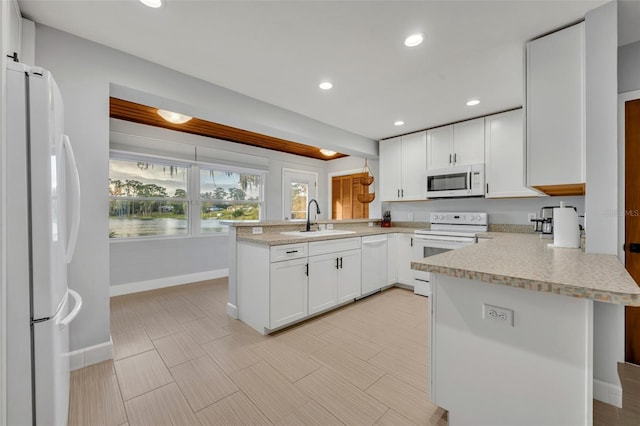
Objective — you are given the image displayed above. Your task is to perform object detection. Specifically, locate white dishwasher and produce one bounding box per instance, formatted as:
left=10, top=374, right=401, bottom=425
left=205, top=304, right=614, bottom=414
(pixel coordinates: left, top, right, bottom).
left=361, top=235, right=389, bottom=296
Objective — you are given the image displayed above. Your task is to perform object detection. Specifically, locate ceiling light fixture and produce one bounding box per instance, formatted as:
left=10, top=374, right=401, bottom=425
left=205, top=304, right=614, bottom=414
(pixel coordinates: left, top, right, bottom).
left=404, top=33, right=424, bottom=47
left=319, top=81, right=333, bottom=90
left=157, top=109, right=193, bottom=124
left=394, top=120, right=405, bottom=126
left=140, top=0, right=162, bottom=8
left=466, top=99, right=480, bottom=106
left=319, top=148, right=337, bottom=157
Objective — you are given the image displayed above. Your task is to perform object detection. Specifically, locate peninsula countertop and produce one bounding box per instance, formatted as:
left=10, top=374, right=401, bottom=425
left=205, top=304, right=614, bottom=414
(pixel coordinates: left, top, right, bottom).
left=412, top=232, right=640, bottom=306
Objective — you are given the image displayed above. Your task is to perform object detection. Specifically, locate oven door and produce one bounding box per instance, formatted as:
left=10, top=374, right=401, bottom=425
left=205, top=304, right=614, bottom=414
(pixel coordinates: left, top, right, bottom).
left=412, top=235, right=475, bottom=296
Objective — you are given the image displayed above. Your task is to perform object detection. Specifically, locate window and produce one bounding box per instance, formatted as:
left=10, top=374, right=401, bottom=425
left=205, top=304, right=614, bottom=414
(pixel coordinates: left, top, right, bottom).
left=199, top=168, right=263, bottom=233
left=283, top=169, right=317, bottom=221
left=109, top=158, right=189, bottom=238
left=109, top=154, right=264, bottom=239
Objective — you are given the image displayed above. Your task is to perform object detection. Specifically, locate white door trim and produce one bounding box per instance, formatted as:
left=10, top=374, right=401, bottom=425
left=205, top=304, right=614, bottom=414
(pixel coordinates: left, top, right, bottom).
left=282, top=168, right=318, bottom=221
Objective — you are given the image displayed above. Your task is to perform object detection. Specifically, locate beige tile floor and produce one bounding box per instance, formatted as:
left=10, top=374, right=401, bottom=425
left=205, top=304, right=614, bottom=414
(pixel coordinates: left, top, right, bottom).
left=69, top=279, right=447, bottom=426
left=69, top=277, right=640, bottom=426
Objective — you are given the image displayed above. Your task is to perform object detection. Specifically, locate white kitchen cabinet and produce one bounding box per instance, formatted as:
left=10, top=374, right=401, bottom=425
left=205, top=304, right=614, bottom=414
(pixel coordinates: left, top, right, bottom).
left=427, top=119, right=484, bottom=171
left=387, top=233, right=398, bottom=285
left=270, top=257, right=308, bottom=329
left=396, top=233, right=414, bottom=286
left=308, top=238, right=361, bottom=315
left=526, top=22, right=585, bottom=195
left=485, top=109, right=538, bottom=198
left=361, top=235, right=388, bottom=295
left=4, top=0, right=21, bottom=62
left=426, top=125, right=454, bottom=170
left=380, top=132, right=427, bottom=201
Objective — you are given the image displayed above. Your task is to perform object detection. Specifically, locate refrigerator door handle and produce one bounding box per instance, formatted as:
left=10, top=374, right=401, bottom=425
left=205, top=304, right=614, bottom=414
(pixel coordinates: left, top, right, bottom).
left=58, top=289, right=82, bottom=329
left=63, top=135, right=81, bottom=264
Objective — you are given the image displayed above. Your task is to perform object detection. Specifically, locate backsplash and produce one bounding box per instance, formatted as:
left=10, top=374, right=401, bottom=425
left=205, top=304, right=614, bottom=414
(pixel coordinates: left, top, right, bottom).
left=382, top=195, right=585, bottom=225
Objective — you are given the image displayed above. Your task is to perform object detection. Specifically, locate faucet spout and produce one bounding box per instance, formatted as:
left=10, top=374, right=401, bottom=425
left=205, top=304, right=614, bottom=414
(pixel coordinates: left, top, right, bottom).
left=306, top=199, right=321, bottom=232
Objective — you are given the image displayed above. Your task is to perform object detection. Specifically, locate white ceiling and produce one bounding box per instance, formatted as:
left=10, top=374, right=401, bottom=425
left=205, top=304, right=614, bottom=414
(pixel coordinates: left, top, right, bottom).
left=19, top=0, right=636, bottom=141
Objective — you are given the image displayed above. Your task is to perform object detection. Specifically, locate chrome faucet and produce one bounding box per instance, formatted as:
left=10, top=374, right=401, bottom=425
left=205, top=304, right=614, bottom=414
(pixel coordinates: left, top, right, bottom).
left=306, top=199, right=321, bottom=232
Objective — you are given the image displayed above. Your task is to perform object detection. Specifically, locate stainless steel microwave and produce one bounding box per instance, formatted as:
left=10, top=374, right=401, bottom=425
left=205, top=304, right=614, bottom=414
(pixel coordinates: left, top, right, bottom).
left=426, top=163, right=485, bottom=198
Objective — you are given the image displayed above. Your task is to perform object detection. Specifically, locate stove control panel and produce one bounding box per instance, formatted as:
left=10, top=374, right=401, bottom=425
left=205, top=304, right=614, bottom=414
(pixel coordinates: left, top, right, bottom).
left=430, top=212, right=488, bottom=226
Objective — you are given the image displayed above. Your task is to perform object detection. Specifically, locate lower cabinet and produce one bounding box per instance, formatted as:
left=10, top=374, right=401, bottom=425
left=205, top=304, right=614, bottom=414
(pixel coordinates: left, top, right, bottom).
left=270, top=257, right=308, bottom=329
left=308, top=238, right=362, bottom=315
left=396, top=233, right=415, bottom=286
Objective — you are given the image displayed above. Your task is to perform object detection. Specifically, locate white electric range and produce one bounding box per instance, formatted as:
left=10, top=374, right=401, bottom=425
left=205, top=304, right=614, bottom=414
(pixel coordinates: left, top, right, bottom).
left=412, top=212, right=488, bottom=296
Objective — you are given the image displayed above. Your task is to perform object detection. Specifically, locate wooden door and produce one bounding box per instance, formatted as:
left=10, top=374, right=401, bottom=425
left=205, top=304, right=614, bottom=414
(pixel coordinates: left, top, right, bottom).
left=626, top=98, right=640, bottom=365
left=331, top=174, right=369, bottom=220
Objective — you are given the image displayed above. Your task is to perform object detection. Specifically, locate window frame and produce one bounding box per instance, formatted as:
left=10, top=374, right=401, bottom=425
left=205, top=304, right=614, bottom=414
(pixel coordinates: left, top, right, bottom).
left=108, top=151, right=266, bottom=240
left=282, top=168, right=318, bottom=221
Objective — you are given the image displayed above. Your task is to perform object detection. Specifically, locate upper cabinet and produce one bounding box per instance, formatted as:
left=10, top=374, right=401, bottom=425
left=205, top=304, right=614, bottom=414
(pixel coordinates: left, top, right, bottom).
left=3, top=0, right=22, bottom=62
left=427, top=118, right=484, bottom=170
left=379, top=131, right=427, bottom=201
left=485, top=109, right=538, bottom=198
left=526, top=22, right=586, bottom=196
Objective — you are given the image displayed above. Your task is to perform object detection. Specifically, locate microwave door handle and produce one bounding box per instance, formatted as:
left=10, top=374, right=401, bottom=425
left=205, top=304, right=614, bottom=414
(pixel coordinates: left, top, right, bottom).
left=467, top=170, right=471, bottom=192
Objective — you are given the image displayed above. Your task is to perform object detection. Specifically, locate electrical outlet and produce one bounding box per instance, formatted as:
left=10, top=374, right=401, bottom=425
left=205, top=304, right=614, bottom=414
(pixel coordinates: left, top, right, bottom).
left=483, top=303, right=514, bottom=326
left=252, top=227, right=263, bottom=235
left=408, top=212, right=414, bottom=221
left=326, top=223, right=334, bottom=230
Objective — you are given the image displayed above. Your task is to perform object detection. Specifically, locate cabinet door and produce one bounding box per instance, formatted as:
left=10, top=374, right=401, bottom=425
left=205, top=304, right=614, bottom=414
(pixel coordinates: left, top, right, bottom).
left=380, top=137, right=402, bottom=201
left=400, top=131, right=427, bottom=200
left=396, top=234, right=414, bottom=286
left=308, top=253, right=338, bottom=315
left=427, top=125, right=454, bottom=170
left=526, top=22, right=585, bottom=188
left=337, top=250, right=362, bottom=303
left=485, top=110, right=538, bottom=198
left=453, top=118, right=485, bottom=166
left=387, top=234, right=398, bottom=285
left=361, top=236, right=388, bottom=294
left=270, top=258, right=308, bottom=329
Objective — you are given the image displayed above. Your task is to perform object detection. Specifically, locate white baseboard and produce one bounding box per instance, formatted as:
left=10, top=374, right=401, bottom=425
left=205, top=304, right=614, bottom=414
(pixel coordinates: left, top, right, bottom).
left=226, top=302, right=239, bottom=319
left=68, top=337, right=114, bottom=371
left=110, top=269, right=229, bottom=297
left=593, top=379, right=623, bottom=408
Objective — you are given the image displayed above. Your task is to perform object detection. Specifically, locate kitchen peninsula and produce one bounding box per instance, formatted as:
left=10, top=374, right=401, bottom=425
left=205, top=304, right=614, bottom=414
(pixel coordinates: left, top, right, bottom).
left=412, top=233, right=640, bottom=425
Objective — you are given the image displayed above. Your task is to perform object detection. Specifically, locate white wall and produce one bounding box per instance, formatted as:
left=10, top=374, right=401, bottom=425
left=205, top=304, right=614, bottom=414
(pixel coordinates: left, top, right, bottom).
left=619, top=40, right=640, bottom=93
left=585, top=1, right=625, bottom=404
left=383, top=196, right=585, bottom=225
left=34, top=24, right=375, bottom=353
left=109, top=118, right=333, bottom=288
left=0, top=3, right=8, bottom=423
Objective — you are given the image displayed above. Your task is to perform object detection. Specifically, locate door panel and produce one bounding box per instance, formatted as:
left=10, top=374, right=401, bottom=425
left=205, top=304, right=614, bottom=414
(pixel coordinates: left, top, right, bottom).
left=337, top=250, right=361, bottom=303
left=626, top=98, right=640, bottom=365
left=331, top=174, right=369, bottom=220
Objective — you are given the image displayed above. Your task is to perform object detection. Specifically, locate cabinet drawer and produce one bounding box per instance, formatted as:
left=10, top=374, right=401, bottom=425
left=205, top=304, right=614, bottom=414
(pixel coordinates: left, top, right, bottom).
left=270, top=243, right=307, bottom=262
left=309, top=237, right=361, bottom=256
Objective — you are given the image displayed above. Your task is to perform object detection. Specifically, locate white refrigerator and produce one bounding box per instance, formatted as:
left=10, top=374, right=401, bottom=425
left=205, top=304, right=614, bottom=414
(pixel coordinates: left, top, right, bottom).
left=6, top=61, right=83, bottom=426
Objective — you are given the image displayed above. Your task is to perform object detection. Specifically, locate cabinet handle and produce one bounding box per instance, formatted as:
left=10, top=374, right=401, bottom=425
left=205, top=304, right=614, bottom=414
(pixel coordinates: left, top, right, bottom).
left=454, top=153, right=457, bottom=164
left=397, top=189, right=400, bottom=198
left=401, top=189, right=404, bottom=197
left=336, top=257, right=340, bottom=269
left=305, top=263, right=309, bottom=276
left=449, top=153, right=452, bottom=164
left=339, top=257, right=343, bottom=269
left=410, top=237, right=413, bottom=247
left=286, top=250, right=298, bottom=254
left=486, top=183, right=489, bottom=194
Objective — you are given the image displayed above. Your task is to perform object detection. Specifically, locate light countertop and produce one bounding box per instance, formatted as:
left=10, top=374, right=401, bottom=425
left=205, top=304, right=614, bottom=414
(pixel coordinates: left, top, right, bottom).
left=412, top=232, right=640, bottom=306
left=236, top=225, right=418, bottom=245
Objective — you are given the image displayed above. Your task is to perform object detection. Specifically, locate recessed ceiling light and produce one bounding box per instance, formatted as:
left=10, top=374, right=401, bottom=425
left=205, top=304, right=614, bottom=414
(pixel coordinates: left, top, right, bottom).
left=466, top=99, right=480, bottom=106
left=157, top=109, right=192, bottom=124
left=140, top=0, right=162, bottom=8
left=404, top=33, right=424, bottom=47
left=394, top=120, right=405, bottom=126
left=320, top=149, right=337, bottom=157
left=319, top=82, right=333, bottom=90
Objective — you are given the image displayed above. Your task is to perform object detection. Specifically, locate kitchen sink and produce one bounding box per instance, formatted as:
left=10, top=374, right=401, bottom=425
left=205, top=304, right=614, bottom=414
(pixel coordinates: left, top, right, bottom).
left=280, top=229, right=356, bottom=237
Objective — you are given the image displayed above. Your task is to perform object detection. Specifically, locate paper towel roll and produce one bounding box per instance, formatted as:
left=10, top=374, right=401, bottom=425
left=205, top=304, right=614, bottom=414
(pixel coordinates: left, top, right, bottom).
left=552, top=207, right=580, bottom=248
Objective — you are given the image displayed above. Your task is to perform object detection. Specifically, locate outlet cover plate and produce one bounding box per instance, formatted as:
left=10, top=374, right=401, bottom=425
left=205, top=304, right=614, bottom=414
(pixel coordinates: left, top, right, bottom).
left=252, top=227, right=263, bottom=235
left=483, top=303, right=514, bottom=327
